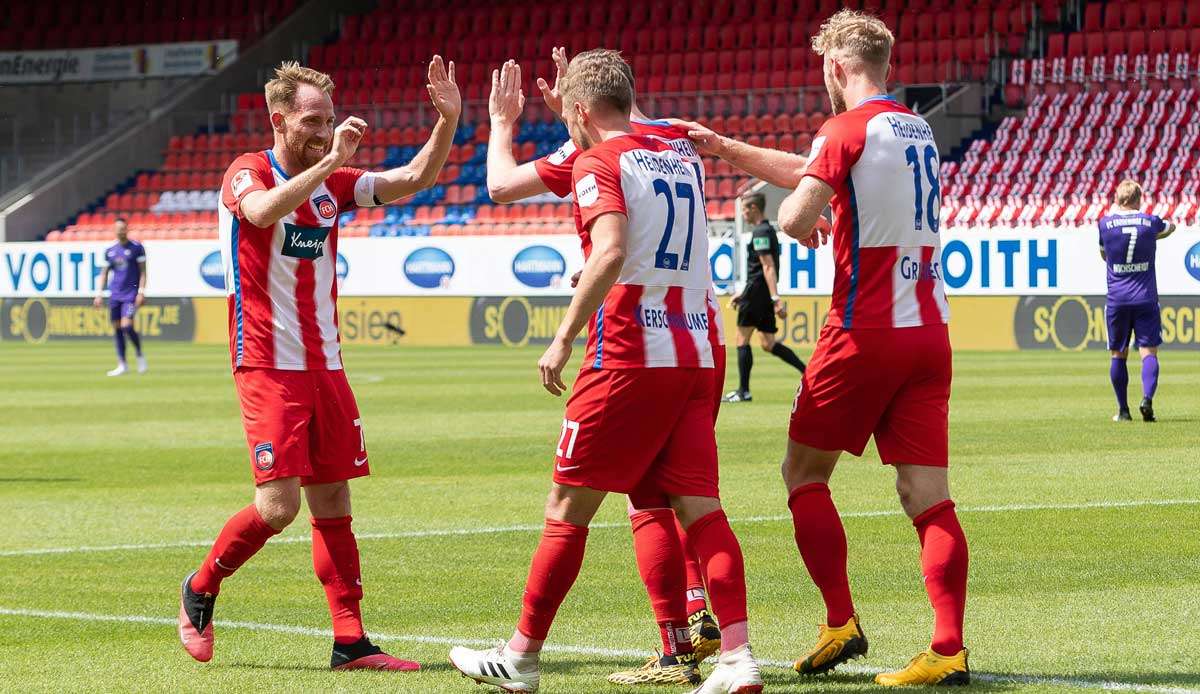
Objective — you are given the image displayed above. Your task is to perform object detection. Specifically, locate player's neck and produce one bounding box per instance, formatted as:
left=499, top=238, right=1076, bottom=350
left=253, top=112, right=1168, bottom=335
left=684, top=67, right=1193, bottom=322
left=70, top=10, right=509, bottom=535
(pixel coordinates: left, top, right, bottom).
left=589, top=118, right=635, bottom=145
left=845, top=80, right=888, bottom=110
left=270, top=143, right=306, bottom=178
left=630, top=103, right=650, bottom=121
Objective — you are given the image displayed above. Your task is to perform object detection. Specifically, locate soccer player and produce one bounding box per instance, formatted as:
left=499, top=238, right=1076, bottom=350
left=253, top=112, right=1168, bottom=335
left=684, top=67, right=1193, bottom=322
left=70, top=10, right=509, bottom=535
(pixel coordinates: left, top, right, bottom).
left=485, top=53, right=723, bottom=686
left=723, top=192, right=807, bottom=403
left=449, top=50, right=762, bottom=694
left=1098, top=179, right=1176, bottom=422
left=93, top=218, right=148, bottom=376
left=682, top=10, right=970, bottom=685
left=176, top=58, right=460, bottom=671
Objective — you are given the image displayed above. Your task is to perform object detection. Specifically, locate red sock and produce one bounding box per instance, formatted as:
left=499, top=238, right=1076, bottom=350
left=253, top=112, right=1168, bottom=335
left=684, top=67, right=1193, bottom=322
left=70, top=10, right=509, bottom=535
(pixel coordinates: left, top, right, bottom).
left=913, top=500, right=968, bottom=656
left=515, top=519, right=589, bottom=642
left=676, top=517, right=708, bottom=614
left=190, top=504, right=279, bottom=595
left=788, top=483, right=854, bottom=626
left=311, top=516, right=365, bottom=644
left=630, top=509, right=693, bottom=656
left=685, top=510, right=748, bottom=650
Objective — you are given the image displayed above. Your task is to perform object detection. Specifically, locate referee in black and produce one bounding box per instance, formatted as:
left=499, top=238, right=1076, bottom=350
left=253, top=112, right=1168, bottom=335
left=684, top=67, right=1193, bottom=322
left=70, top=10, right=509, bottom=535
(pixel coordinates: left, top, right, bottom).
left=723, top=193, right=807, bottom=403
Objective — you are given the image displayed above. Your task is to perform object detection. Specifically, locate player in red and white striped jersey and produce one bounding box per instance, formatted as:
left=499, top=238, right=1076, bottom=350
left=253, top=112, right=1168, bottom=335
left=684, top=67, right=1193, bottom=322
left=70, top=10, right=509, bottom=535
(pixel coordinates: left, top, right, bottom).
left=450, top=50, right=762, bottom=694
left=178, top=58, right=461, bottom=672
left=682, top=10, right=970, bottom=687
left=483, top=53, right=726, bottom=684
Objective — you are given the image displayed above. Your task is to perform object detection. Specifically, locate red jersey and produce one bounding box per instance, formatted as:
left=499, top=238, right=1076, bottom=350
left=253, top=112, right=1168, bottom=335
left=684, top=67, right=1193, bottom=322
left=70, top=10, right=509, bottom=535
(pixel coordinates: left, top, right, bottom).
left=803, top=96, right=950, bottom=329
left=218, top=150, right=378, bottom=370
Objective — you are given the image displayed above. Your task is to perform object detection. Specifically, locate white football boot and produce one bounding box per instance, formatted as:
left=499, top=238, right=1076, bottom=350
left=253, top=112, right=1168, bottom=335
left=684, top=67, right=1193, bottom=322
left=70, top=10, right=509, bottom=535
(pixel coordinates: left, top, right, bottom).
left=136, top=355, right=148, bottom=373
left=449, top=644, right=540, bottom=693
left=687, top=644, right=764, bottom=694
left=107, top=362, right=128, bottom=377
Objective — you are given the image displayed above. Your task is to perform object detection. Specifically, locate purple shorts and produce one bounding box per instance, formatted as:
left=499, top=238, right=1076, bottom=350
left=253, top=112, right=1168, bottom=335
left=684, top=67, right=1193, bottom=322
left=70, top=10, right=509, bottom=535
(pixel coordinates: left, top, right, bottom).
left=109, top=300, right=138, bottom=322
left=1106, top=302, right=1162, bottom=351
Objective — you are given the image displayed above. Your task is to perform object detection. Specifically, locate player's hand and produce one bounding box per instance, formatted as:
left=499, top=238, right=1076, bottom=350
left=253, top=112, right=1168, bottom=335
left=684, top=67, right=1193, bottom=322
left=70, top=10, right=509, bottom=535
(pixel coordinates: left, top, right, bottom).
left=93, top=295, right=102, bottom=308
left=538, top=338, right=572, bottom=396
left=135, top=293, right=145, bottom=308
left=800, top=222, right=831, bottom=249
left=670, top=119, right=725, bottom=157
left=427, top=55, right=461, bottom=121
left=328, top=116, right=368, bottom=168
left=536, top=46, right=568, bottom=116
left=569, top=270, right=582, bottom=288
left=774, top=299, right=786, bottom=318
left=729, top=294, right=742, bottom=308
left=489, top=60, right=525, bottom=126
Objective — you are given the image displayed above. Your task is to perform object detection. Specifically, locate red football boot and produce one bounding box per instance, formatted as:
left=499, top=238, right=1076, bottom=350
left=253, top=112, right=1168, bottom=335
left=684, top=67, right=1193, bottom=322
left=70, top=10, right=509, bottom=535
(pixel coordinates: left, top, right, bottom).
left=331, top=636, right=420, bottom=671
left=178, top=571, right=216, bottom=662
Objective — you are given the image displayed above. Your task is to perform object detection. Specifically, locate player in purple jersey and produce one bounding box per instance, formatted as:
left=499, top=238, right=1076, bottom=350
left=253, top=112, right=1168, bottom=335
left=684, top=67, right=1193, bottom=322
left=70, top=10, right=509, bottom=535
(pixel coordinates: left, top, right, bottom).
left=1097, top=181, right=1176, bottom=422
left=92, top=218, right=148, bottom=376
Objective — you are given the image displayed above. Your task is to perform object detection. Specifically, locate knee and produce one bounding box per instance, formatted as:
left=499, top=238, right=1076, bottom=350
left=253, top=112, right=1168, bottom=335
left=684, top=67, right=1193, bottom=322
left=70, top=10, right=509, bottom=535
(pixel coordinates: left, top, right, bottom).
left=255, top=495, right=300, bottom=530
left=894, top=475, right=949, bottom=519
left=759, top=339, right=775, bottom=353
left=543, top=488, right=584, bottom=525
left=781, top=450, right=830, bottom=489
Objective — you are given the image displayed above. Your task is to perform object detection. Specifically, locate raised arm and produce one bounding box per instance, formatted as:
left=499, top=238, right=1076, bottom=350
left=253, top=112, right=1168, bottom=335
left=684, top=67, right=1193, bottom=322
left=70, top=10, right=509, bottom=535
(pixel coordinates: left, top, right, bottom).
left=487, top=60, right=551, bottom=203
left=675, top=120, right=809, bottom=189
left=372, top=56, right=461, bottom=204
left=1157, top=221, right=1177, bottom=240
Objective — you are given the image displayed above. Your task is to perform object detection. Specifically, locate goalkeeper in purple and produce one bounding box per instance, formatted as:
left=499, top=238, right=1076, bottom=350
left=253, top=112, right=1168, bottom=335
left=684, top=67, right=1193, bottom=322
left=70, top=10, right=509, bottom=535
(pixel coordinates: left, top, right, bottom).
left=92, top=218, right=148, bottom=376
left=1098, top=181, right=1176, bottom=422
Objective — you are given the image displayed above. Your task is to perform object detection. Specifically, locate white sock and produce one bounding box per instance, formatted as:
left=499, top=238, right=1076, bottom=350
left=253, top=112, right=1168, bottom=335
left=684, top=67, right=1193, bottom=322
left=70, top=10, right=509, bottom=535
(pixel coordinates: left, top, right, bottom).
left=503, top=645, right=540, bottom=672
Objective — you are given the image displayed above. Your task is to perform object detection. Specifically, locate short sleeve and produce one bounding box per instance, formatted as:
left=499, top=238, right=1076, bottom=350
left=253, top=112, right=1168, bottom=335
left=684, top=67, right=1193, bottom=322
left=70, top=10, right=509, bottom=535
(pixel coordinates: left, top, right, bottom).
left=533, top=140, right=579, bottom=198
left=802, top=115, right=865, bottom=190
left=572, top=150, right=626, bottom=231
left=135, top=243, right=147, bottom=262
left=1151, top=215, right=1167, bottom=234
left=221, top=155, right=270, bottom=221
left=326, top=167, right=378, bottom=211
left=751, top=224, right=773, bottom=252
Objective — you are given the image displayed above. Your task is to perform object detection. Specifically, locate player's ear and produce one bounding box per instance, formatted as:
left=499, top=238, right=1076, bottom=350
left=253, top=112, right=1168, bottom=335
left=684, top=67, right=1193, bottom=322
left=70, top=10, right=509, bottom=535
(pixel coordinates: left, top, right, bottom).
left=269, top=110, right=286, bottom=133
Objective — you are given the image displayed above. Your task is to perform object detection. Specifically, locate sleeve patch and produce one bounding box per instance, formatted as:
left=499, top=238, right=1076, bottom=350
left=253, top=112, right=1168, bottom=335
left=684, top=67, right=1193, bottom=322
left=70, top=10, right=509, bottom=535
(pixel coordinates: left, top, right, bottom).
left=752, top=236, right=771, bottom=251
left=231, top=169, right=254, bottom=198
left=548, top=140, right=577, bottom=166
left=575, top=173, right=600, bottom=207
left=805, top=136, right=826, bottom=168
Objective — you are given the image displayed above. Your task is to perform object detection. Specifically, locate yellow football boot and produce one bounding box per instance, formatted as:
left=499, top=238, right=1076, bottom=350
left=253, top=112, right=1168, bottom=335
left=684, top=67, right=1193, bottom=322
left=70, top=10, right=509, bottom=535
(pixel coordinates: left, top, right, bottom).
left=688, top=608, right=722, bottom=662
left=607, top=651, right=702, bottom=686
left=793, top=613, right=869, bottom=675
left=875, top=648, right=969, bottom=686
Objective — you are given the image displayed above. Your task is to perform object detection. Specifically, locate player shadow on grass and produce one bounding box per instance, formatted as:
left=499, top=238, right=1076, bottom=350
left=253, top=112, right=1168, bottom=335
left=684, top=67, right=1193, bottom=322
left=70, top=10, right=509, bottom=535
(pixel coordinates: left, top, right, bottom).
left=980, top=670, right=1200, bottom=690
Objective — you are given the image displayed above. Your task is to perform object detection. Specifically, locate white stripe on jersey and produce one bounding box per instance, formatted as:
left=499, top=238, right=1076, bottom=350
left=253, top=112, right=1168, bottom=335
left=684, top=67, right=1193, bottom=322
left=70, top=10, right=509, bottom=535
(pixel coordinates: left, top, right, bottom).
left=268, top=217, right=305, bottom=369
left=891, top=246, right=922, bottom=328
left=639, top=285, right=678, bottom=368
left=686, top=288, right=716, bottom=367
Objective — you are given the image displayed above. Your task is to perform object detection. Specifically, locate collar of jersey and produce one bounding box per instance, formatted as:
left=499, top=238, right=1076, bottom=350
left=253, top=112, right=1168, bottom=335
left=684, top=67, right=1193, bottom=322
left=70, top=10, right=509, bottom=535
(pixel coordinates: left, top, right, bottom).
left=856, top=94, right=898, bottom=107
left=265, top=149, right=291, bottom=181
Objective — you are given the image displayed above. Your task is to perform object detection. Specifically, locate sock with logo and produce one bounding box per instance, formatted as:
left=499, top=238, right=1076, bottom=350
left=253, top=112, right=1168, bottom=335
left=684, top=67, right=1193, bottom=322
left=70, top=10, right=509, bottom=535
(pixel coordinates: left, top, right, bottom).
left=512, top=519, right=589, bottom=649
left=124, top=326, right=143, bottom=356
left=685, top=510, right=749, bottom=651
left=676, top=517, right=708, bottom=614
left=629, top=509, right=694, bottom=656
left=1110, top=358, right=1129, bottom=411
left=736, top=345, right=752, bottom=394
left=1141, top=354, right=1159, bottom=399
left=788, top=483, right=855, bottom=626
left=914, top=500, right=968, bottom=657
left=312, top=515, right=366, bottom=644
left=770, top=342, right=807, bottom=372
left=190, top=504, right=280, bottom=595
left=113, top=328, right=127, bottom=363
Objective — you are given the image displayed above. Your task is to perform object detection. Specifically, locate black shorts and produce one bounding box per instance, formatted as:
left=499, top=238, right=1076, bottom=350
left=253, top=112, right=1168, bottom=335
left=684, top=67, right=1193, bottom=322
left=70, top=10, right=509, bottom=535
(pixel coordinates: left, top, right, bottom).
left=736, top=290, right=777, bottom=333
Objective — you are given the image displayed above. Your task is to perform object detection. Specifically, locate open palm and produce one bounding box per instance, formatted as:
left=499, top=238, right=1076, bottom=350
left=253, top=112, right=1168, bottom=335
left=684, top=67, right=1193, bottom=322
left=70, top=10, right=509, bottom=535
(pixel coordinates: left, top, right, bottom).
left=426, top=55, right=461, bottom=120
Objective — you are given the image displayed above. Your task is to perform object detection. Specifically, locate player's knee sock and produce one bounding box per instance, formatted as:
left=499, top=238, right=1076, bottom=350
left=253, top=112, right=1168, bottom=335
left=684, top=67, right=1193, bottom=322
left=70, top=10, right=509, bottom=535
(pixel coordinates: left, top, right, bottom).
left=1141, top=354, right=1159, bottom=399
left=629, top=509, right=693, bottom=655
left=770, top=342, right=806, bottom=372
left=676, top=516, right=708, bottom=614
left=1110, top=358, right=1129, bottom=411
left=191, top=504, right=279, bottom=595
left=124, top=326, right=142, bottom=356
left=511, top=518, right=589, bottom=650
left=913, top=500, right=968, bottom=657
left=311, top=515, right=365, bottom=644
left=685, top=509, right=749, bottom=650
left=787, top=483, right=854, bottom=626
left=736, top=345, right=752, bottom=393
left=113, top=328, right=127, bottom=362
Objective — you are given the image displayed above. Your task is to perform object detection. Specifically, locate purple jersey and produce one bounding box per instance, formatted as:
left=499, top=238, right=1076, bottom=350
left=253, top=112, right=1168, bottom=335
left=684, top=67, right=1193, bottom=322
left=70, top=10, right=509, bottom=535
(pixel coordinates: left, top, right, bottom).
left=1098, top=211, right=1165, bottom=306
left=104, top=241, right=146, bottom=304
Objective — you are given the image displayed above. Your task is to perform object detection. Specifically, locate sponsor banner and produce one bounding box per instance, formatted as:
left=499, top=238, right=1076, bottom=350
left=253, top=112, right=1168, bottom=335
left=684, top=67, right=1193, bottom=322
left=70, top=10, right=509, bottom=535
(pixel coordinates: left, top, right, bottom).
left=5, top=229, right=1198, bottom=298
left=0, top=297, right=195, bottom=343
left=0, top=41, right=238, bottom=84
left=1014, top=295, right=1200, bottom=351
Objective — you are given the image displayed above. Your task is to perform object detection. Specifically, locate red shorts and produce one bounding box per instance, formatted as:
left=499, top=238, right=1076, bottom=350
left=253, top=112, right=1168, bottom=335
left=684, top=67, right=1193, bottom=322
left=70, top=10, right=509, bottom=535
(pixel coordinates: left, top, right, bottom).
left=789, top=324, right=951, bottom=467
left=553, top=366, right=719, bottom=501
left=233, top=367, right=369, bottom=486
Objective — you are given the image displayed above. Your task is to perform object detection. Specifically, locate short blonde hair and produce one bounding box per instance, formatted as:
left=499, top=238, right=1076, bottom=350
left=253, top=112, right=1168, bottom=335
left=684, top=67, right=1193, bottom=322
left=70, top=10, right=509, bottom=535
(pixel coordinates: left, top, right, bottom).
left=265, top=61, right=334, bottom=112
left=812, top=10, right=894, bottom=74
left=561, top=49, right=633, bottom=115
left=1115, top=180, right=1143, bottom=208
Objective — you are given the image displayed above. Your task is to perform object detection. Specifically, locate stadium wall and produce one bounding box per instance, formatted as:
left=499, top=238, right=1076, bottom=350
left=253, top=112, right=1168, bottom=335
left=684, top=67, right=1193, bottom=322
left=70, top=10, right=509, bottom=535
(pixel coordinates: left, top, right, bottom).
left=2, top=232, right=1199, bottom=350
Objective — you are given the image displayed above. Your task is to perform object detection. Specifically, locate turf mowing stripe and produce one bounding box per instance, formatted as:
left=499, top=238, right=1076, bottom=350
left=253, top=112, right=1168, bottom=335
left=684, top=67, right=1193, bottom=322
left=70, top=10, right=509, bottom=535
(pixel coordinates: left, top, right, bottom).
left=0, top=606, right=1195, bottom=694
left=1, top=498, right=1198, bottom=558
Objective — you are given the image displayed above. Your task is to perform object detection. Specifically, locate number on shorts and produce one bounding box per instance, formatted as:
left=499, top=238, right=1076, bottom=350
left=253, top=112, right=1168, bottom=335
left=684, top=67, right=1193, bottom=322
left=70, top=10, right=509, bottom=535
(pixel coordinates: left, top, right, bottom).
left=353, top=417, right=365, bottom=453
left=556, top=419, right=581, bottom=459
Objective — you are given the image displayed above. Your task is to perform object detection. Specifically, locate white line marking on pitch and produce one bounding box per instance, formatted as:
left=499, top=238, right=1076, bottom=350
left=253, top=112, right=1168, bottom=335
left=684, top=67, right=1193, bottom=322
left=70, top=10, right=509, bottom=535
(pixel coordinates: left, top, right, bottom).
left=0, top=607, right=1195, bottom=694
left=1, top=498, right=1197, bottom=558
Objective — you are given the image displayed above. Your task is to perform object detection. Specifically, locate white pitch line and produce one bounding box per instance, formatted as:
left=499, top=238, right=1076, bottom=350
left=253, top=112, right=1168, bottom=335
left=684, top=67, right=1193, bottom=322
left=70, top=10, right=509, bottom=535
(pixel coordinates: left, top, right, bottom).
left=1, top=498, right=1198, bottom=559
left=0, top=607, right=1195, bottom=694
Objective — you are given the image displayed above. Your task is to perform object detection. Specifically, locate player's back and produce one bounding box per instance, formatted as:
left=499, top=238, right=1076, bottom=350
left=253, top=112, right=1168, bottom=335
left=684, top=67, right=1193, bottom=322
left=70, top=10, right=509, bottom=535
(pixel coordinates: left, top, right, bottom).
left=572, top=134, right=714, bottom=369
left=807, top=96, right=949, bottom=329
left=1098, top=209, right=1165, bottom=306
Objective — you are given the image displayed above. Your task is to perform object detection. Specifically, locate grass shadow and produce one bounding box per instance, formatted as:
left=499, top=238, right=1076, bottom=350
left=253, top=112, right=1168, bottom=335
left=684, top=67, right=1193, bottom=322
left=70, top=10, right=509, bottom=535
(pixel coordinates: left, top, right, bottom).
left=0, top=477, right=82, bottom=483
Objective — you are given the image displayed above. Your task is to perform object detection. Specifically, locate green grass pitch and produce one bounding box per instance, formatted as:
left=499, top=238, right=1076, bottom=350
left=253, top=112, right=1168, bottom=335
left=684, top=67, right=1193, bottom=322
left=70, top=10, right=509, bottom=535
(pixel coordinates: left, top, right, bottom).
left=0, top=341, right=1197, bottom=693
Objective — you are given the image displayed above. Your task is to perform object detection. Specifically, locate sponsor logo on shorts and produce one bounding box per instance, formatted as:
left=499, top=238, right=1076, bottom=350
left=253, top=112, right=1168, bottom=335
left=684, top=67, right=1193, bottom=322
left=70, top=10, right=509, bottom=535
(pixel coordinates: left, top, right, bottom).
left=314, top=194, right=337, bottom=220
left=403, top=247, right=455, bottom=289
left=254, top=442, right=274, bottom=471
left=353, top=456, right=368, bottom=467
left=511, top=245, right=566, bottom=288
left=1185, top=242, right=1200, bottom=283
left=199, top=251, right=224, bottom=289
